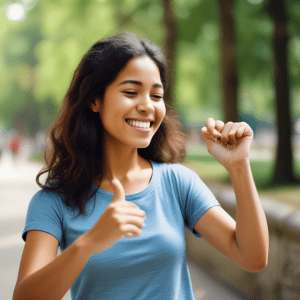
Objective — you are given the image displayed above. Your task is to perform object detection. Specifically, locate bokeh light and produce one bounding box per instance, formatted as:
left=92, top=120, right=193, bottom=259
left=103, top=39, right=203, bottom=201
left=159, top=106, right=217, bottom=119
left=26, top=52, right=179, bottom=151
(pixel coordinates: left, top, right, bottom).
left=6, top=3, right=25, bottom=22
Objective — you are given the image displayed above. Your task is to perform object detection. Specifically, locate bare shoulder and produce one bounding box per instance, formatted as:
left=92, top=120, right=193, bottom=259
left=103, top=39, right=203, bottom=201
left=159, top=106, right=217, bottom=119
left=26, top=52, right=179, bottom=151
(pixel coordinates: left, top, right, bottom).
left=14, top=230, right=59, bottom=290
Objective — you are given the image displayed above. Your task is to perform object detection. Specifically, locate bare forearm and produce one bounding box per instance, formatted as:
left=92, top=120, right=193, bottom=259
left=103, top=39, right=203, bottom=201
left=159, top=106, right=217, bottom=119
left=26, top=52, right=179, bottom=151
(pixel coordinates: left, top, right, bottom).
left=13, top=234, right=94, bottom=300
left=228, top=159, right=269, bottom=271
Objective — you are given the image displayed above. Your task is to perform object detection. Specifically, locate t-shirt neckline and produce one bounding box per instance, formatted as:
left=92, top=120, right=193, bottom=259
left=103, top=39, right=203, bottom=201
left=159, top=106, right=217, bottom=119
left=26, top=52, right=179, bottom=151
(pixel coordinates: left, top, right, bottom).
left=93, top=159, right=155, bottom=200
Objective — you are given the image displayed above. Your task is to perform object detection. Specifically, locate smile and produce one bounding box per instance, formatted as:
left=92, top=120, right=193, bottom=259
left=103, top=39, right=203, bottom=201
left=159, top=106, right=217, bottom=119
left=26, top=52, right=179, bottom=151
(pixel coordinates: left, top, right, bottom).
left=125, top=120, right=152, bottom=134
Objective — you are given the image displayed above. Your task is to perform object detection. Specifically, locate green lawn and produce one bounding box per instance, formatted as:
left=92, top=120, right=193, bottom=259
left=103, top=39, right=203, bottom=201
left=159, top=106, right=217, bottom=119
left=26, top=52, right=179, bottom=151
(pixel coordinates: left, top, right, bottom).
left=30, top=151, right=45, bottom=163
left=183, top=153, right=300, bottom=209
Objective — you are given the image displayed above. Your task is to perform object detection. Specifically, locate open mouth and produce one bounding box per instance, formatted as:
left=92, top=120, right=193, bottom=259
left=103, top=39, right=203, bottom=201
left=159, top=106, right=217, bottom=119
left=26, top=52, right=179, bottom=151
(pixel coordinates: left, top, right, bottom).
left=125, top=119, right=154, bottom=129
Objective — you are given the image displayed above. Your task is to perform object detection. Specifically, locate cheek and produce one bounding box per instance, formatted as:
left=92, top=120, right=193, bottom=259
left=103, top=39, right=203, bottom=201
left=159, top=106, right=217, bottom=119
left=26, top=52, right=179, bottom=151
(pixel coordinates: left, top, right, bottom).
left=159, top=104, right=166, bottom=120
left=99, top=110, right=115, bottom=131
left=156, top=100, right=165, bottom=112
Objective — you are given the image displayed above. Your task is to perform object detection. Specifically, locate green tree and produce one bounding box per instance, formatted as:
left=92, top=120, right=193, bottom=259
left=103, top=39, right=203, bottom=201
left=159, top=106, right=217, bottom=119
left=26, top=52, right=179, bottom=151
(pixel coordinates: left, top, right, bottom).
left=175, top=0, right=222, bottom=124
left=219, top=0, right=239, bottom=123
left=161, top=0, right=177, bottom=108
left=0, top=2, right=43, bottom=137
left=34, top=0, right=117, bottom=107
left=267, top=0, right=299, bottom=185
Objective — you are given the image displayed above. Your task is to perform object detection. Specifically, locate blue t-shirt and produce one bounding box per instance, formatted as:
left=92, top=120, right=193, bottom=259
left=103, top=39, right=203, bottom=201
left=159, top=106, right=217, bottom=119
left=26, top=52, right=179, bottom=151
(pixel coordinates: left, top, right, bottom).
left=22, top=160, right=220, bottom=300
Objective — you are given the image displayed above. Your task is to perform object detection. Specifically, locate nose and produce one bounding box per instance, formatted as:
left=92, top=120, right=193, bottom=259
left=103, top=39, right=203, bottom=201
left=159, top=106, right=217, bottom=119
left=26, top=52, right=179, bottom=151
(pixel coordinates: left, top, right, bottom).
left=137, top=94, right=155, bottom=113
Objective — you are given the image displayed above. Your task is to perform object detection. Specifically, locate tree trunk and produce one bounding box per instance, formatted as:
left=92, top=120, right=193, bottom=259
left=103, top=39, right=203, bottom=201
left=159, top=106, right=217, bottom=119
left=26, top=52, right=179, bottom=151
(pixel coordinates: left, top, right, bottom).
left=268, top=0, right=298, bottom=185
left=161, top=0, right=177, bottom=109
left=219, top=0, right=239, bottom=123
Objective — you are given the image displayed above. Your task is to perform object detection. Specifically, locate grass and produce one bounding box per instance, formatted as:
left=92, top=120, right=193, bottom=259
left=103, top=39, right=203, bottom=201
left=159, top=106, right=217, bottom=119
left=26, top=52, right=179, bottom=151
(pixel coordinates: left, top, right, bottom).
left=182, top=153, right=300, bottom=209
left=29, top=151, right=45, bottom=163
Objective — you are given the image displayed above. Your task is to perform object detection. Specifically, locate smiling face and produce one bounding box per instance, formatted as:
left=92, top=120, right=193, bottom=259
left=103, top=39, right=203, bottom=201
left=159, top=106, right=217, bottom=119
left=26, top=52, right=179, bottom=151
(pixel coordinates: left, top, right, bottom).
left=90, top=55, right=166, bottom=150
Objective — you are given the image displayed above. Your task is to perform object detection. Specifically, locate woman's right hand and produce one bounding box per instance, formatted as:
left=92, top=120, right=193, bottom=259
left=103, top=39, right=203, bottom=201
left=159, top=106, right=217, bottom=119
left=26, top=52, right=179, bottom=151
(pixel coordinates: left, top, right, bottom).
left=84, top=178, right=146, bottom=255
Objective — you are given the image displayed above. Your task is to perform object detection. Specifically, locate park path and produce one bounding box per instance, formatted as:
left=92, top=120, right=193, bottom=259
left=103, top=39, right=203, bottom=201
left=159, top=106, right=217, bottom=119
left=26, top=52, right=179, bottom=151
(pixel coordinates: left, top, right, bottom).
left=0, top=151, right=251, bottom=300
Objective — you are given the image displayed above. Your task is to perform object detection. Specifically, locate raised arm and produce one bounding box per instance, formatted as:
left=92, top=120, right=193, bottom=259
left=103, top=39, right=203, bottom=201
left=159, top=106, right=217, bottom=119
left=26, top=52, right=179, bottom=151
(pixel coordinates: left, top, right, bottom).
left=193, top=118, right=269, bottom=272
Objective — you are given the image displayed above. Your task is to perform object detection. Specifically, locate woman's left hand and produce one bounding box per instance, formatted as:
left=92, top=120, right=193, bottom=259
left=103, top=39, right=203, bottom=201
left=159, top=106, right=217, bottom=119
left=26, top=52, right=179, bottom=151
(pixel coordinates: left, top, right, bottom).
left=201, top=118, right=253, bottom=171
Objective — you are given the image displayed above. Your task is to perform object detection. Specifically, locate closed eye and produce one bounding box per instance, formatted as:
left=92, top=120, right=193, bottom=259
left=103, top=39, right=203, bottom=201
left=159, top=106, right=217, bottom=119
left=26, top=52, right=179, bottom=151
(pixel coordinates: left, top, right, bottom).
left=152, top=95, right=163, bottom=100
left=123, top=91, right=163, bottom=100
left=124, top=91, right=137, bottom=96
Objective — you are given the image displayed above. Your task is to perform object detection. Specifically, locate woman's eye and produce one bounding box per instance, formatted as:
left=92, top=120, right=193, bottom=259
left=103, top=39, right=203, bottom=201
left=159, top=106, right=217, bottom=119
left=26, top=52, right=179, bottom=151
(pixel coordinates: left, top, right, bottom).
left=123, top=91, right=162, bottom=100
left=124, top=91, right=137, bottom=96
left=152, top=95, right=163, bottom=100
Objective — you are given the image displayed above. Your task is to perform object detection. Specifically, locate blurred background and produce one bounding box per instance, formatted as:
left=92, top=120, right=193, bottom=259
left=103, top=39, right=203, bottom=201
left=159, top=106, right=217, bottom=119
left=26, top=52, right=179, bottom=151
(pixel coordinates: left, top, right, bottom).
left=0, top=0, right=300, bottom=299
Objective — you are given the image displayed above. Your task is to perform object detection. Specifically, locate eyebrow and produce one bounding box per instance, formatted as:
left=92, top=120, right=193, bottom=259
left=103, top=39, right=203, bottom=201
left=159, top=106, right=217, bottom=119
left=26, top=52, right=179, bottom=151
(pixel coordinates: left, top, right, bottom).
left=118, top=80, right=163, bottom=89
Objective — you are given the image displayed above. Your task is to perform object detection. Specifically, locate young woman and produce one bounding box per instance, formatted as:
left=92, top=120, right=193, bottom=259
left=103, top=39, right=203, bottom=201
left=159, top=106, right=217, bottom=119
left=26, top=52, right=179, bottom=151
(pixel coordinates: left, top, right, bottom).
left=13, top=32, right=269, bottom=300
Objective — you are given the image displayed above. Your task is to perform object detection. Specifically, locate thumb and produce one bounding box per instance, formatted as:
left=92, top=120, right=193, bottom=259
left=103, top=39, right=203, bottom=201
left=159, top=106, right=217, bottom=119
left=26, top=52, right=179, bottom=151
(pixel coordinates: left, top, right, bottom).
left=110, top=178, right=126, bottom=203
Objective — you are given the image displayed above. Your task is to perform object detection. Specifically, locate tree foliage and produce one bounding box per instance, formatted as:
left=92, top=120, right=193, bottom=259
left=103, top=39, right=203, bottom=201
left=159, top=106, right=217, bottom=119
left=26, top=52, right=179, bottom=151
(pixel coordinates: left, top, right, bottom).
left=1, top=0, right=300, bottom=134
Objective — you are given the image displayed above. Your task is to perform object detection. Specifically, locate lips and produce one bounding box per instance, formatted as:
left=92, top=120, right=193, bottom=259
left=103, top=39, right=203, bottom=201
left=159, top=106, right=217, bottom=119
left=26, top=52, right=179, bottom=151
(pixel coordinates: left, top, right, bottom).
left=126, top=118, right=154, bottom=122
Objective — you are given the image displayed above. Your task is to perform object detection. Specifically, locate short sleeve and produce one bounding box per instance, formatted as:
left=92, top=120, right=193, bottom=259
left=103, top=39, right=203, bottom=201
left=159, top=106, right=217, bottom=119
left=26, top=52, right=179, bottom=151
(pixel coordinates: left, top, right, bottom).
left=22, top=190, right=64, bottom=246
left=173, top=164, right=221, bottom=238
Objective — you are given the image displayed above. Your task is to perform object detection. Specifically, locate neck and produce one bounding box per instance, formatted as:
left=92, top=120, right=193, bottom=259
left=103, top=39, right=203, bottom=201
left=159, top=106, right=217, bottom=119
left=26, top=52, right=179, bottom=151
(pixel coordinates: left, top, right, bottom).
left=100, top=143, right=143, bottom=182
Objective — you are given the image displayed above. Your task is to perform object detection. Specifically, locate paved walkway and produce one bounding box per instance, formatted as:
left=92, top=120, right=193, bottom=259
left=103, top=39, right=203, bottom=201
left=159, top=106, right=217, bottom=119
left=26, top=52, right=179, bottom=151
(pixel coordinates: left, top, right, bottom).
left=0, top=153, right=251, bottom=300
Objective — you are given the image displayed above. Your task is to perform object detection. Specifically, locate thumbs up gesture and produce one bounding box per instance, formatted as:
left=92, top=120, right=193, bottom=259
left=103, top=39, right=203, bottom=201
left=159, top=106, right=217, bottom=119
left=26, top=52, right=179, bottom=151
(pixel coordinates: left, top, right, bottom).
left=85, top=178, right=146, bottom=254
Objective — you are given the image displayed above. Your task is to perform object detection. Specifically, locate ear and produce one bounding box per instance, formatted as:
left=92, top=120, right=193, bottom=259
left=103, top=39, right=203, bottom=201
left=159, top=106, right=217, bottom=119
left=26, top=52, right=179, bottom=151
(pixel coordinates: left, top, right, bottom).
left=90, top=98, right=101, bottom=113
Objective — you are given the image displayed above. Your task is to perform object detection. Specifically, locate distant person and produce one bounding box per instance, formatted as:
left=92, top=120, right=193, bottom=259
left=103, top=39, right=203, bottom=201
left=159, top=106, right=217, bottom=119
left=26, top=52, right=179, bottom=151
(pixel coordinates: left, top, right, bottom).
left=13, top=32, right=269, bottom=300
left=0, top=130, right=5, bottom=159
left=8, top=133, right=22, bottom=161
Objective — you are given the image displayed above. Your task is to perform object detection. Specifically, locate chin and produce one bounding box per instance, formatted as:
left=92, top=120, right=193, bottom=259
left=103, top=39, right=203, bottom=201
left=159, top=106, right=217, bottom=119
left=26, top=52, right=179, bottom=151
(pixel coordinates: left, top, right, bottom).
left=137, top=142, right=151, bottom=148
left=131, top=139, right=152, bottom=149
left=137, top=144, right=151, bottom=149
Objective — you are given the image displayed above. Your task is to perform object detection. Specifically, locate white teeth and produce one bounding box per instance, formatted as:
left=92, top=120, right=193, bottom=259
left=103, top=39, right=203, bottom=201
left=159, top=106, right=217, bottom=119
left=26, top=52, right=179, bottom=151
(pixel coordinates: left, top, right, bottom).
left=126, top=119, right=151, bottom=129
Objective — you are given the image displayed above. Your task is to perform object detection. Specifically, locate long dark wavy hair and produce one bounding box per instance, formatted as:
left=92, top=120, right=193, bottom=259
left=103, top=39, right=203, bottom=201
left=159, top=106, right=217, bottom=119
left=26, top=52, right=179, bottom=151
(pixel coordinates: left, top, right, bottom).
left=36, top=32, right=188, bottom=217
